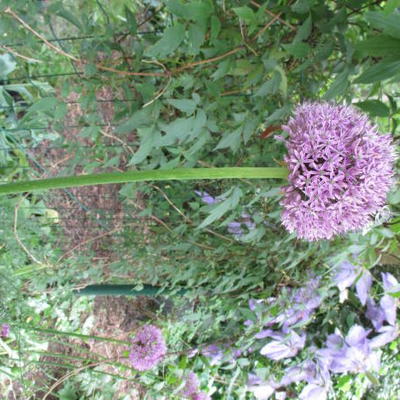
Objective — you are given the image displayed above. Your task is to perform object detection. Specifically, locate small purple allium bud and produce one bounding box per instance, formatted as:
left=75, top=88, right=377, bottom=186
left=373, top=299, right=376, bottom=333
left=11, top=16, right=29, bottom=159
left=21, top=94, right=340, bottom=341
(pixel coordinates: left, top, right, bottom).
left=280, top=102, right=396, bottom=241
left=1, top=324, right=10, bottom=337
left=128, top=325, right=166, bottom=371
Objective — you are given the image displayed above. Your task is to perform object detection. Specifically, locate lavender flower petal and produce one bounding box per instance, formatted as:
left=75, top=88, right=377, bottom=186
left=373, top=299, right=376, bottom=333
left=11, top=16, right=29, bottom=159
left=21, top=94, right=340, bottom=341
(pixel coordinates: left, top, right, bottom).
left=370, top=325, right=398, bottom=349
left=380, top=295, right=397, bottom=326
left=332, top=261, right=359, bottom=291
left=366, top=298, right=385, bottom=330
left=355, top=270, right=372, bottom=306
left=299, top=384, right=328, bottom=400
left=195, top=190, right=217, bottom=204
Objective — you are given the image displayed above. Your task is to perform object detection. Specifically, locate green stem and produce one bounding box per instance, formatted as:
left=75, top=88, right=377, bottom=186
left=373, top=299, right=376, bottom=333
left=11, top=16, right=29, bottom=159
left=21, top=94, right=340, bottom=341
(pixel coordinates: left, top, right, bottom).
left=0, top=167, right=288, bottom=195
left=74, top=284, right=187, bottom=296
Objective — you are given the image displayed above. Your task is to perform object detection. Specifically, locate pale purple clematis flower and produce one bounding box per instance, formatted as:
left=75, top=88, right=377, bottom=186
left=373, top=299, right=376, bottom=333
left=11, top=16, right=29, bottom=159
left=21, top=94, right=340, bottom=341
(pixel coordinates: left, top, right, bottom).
left=380, top=295, right=397, bottom=326
left=280, top=360, right=318, bottom=386
left=355, top=270, right=372, bottom=306
left=195, top=190, right=218, bottom=204
left=227, top=221, right=243, bottom=236
left=333, top=261, right=360, bottom=291
left=260, top=330, right=306, bottom=360
left=332, top=261, right=372, bottom=305
left=321, top=325, right=380, bottom=374
left=380, top=272, right=399, bottom=325
left=382, top=272, right=399, bottom=292
left=275, top=392, right=287, bottom=400
left=370, top=325, right=399, bottom=349
left=247, top=374, right=278, bottom=400
left=201, top=344, right=224, bottom=365
left=299, top=384, right=328, bottom=400
left=366, top=298, right=386, bottom=330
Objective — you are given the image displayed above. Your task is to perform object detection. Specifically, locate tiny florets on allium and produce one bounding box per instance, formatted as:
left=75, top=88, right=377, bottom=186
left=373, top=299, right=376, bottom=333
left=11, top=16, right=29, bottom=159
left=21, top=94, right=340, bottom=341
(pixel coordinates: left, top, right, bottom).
left=129, top=324, right=166, bottom=371
left=279, top=102, right=396, bottom=241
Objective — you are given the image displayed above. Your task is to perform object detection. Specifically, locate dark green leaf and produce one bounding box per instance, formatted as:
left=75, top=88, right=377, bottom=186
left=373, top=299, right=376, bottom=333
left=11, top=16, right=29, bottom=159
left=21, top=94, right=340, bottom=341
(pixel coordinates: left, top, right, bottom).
left=26, top=97, right=58, bottom=114
left=255, top=72, right=281, bottom=97
left=128, top=126, right=159, bottom=165
left=291, top=0, right=312, bottom=14
left=198, top=187, right=242, bottom=229
left=214, top=128, right=242, bottom=152
left=323, top=70, right=350, bottom=100
left=354, top=60, right=400, bottom=84
left=282, top=42, right=311, bottom=58
left=210, top=16, right=221, bottom=42
left=355, top=35, right=400, bottom=58
left=0, top=54, right=16, bottom=78
left=125, top=6, right=137, bottom=35
left=146, top=23, right=186, bottom=58
left=366, top=11, right=400, bottom=39
left=294, top=15, right=312, bottom=42
left=354, top=100, right=390, bottom=117
left=167, top=99, right=197, bottom=115
left=232, top=6, right=255, bottom=23
left=165, top=0, right=190, bottom=18
left=188, top=23, right=206, bottom=54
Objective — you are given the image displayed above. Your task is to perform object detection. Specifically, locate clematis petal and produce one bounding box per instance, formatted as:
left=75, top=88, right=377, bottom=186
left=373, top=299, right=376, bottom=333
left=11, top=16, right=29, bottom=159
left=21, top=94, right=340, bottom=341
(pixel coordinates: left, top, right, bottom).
left=380, top=295, right=397, bottom=326
left=355, top=270, right=372, bottom=306
left=299, top=384, right=328, bottom=400
left=370, top=325, right=398, bottom=349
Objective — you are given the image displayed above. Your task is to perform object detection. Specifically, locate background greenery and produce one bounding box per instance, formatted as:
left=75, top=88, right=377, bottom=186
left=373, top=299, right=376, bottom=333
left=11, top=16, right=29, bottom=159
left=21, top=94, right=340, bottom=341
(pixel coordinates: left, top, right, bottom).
left=0, top=0, right=399, bottom=399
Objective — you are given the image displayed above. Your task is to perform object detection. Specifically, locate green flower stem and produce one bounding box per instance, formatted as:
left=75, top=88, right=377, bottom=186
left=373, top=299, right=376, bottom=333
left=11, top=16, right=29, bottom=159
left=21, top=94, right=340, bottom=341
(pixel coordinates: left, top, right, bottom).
left=0, top=167, right=288, bottom=195
left=74, top=284, right=187, bottom=297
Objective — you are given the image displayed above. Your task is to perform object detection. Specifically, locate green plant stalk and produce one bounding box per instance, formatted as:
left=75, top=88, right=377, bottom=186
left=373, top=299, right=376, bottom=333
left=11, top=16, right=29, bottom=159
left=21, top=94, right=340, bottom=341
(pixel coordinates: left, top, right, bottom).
left=0, top=167, right=288, bottom=195
left=74, top=284, right=187, bottom=296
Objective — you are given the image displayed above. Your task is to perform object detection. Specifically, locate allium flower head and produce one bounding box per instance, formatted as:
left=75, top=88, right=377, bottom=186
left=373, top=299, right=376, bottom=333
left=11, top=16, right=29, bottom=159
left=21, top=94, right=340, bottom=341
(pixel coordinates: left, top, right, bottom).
left=129, top=324, right=166, bottom=371
left=280, top=102, right=396, bottom=241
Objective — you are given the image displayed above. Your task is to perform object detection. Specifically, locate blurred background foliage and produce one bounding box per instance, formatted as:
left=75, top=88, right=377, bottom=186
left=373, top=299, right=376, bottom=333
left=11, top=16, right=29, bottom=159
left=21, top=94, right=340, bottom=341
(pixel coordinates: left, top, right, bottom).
left=0, top=0, right=399, bottom=398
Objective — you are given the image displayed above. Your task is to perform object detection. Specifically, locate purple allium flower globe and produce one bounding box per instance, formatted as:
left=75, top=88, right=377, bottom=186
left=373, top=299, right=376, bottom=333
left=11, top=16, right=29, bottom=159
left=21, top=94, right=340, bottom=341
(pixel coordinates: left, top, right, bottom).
left=280, top=102, right=396, bottom=241
left=129, top=324, right=166, bottom=371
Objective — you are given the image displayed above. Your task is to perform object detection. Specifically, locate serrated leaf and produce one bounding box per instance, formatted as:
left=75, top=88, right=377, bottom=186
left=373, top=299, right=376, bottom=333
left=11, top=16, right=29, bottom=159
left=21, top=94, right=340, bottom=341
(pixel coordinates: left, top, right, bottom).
left=255, top=71, right=281, bottom=97
left=125, top=6, right=137, bottom=34
left=26, top=97, right=58, bottom=114
left=323, top=70, right=350, bottom=100
left=210, top=16, right=221, bottom=42
left=233, top=6, right=255, bottom=23
left=294, top=15, right=312, bottom=42
left=116, top=105, right=158, bottom=134
left=146, top=23, right=185, bottom=58
left=214, top=128, right=242, bottom=152
left=291, top=0, right=311, bottom=14
left=283, top=42, right=311, bottom=58
left=355, top=35, right=400, bottom=58
left=354, top=60, right=400, bottom=84
left=354, top=100, right=390, bottom=117
left=366, top=11, right=400, bottom=39
left=188, top=23, right=206, bottom=54
left=167, top=99, right=197, bottom=115
left=198, top=187, right=242, bottom=229
left=165, top=0, right=190, bottom=18
left=128, top=126, right=159, bottom=165
left=0, top=54, right=16, bottom=78
left=186, top=1, right=214, bottom=21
